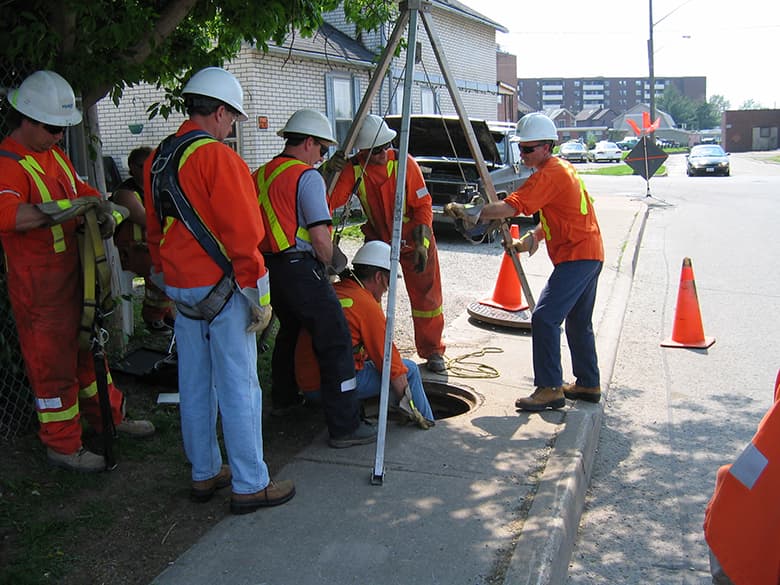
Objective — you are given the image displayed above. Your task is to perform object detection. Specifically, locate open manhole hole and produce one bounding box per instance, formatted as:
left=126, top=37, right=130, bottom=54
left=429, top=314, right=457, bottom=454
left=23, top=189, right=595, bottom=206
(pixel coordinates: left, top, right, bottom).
left=362, top=381, right=479, bottom=421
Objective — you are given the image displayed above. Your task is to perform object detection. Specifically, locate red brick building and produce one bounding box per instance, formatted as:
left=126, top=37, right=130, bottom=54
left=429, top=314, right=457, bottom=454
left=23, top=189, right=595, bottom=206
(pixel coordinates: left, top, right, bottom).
left=722, top=110, right=780, bottom=152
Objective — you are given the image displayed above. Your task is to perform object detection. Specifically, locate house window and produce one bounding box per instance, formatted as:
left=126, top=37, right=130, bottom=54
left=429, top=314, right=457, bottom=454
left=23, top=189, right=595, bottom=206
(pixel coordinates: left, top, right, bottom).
left=421, top=87, right=438, bottom=114
left=760, top=127, right=771, bottom=138
left=224, top=122, right=240, bottom=154
left=326, top=73, right=360, bottom=145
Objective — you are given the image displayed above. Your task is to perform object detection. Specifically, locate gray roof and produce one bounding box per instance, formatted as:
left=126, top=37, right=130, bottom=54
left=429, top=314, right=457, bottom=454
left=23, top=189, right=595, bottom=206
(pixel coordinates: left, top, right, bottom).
left=433, top=0, right=509, bottom=33
left=267, top=22, right=376, bottom=67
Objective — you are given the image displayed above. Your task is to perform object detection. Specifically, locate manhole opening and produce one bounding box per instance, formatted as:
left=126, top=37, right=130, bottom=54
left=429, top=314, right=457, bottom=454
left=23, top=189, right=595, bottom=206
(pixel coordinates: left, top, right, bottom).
left=362, top=381, right=478, bottom=421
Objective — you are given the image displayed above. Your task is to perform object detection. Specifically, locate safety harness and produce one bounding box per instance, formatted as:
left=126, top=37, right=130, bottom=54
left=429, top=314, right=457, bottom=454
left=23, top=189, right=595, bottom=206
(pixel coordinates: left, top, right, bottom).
left=150, top=130, right=235, bottom=322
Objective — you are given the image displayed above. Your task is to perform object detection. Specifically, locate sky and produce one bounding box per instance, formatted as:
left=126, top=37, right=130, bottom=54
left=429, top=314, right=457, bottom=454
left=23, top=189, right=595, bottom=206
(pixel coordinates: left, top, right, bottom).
left=459, top=0, right=780, bottom=109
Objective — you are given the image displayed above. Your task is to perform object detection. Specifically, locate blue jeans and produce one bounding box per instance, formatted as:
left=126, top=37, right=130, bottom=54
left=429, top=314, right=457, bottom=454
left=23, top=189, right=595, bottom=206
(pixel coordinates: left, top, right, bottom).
left=166, top=284, right=269, bottom=495
left=356, top=359, right=434, bottom=421
left=531, top=260, right=602, bottom=389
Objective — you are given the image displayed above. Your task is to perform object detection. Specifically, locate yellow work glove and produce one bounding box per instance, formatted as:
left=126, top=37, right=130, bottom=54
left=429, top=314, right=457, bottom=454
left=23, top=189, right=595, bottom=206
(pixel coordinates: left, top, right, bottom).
left=36, top=196, right=101, bottom=224
left=504, top=231, right=539, bottom=256
left=95, top=200, right=130, bottom=239
left=247, top=304, right=273, bottom=334
left=411, top=224, right=432, bottom=273
left=443, top=201, right=482, bottom=231
left=396, top=385, right=435, bottom=430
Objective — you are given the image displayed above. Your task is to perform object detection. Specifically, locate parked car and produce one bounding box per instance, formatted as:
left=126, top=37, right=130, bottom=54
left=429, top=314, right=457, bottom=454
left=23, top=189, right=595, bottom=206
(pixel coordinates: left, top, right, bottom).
left=616, top=137, right=639, bottom=151
left=587, top=141, right=622, bottom=163
left=686, top=144, right=730, bottom=176
left=558, top=141, right=588, bottom=163
left=384, top=115, right=532, bottom=227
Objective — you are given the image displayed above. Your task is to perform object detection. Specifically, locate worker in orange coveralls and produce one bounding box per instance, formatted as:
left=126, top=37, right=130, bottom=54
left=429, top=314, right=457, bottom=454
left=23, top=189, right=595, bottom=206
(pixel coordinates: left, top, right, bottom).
left=329, top=114, right=446, bottom=373
left=703, top=369, right=780, bottom=585
left=0, top=70, right=153, bottom=473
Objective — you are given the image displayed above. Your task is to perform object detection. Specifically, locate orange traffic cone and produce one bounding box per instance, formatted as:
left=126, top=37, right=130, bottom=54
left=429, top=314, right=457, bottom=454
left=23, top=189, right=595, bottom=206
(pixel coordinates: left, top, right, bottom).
left=479, top=224, right=529, bottom=312
left=661, top=257, right=715, bottom=348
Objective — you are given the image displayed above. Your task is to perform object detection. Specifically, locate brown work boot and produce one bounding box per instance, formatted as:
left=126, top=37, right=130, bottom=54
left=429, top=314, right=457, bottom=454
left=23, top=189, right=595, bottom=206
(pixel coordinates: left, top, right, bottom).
left=116, top=418, right=155, bottom=438
left=562, top=382, right=602, bottom=403
left=190, top=465, right=232, bottom=503
left=230, top=479, right=296, bottom=514
left=47, top=447, right=106, bottom=473
left=515, top=386, right=565, bottom=411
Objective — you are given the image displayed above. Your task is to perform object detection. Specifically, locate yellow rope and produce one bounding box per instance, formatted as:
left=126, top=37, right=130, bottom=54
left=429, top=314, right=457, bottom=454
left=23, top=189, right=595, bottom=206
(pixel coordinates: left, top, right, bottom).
left=443, top=347, right=504, bottom=379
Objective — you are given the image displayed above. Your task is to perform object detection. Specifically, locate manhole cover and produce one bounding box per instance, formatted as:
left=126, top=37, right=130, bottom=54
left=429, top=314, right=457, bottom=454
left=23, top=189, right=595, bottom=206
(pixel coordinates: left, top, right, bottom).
left=362, top=381, right=479, bottom=421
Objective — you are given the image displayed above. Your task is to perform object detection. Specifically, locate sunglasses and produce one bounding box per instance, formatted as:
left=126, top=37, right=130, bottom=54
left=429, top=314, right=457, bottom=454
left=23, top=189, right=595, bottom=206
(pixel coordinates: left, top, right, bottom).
left=40, top=122, right=65, bottom=135
left=315, top=140, right=330, bottom=157
left=520, top=144, right=545, bottom=154
left=370, top=142, right=391, bottom=155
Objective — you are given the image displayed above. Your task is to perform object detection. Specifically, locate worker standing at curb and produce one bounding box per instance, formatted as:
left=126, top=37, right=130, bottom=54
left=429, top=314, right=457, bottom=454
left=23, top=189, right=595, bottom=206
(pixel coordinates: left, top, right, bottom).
left=253, top=109, right=375, bottom=449
left=145, top=67, right=294, bottom=513
left=295, top=241, right=435, bottom=429
left=329, top=114, right=447, bottom=374
left=0, top=70, right=154, bottom=473
left=445, top=112, right=604, bottom=411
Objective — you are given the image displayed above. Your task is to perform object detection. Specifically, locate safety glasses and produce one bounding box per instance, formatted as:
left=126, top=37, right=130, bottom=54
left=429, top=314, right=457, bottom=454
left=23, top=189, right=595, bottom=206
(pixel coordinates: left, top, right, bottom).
left=370, top=142, right=391, bottom=155
left=40, top=122, right=65, bottom=135
left=520, top=143, right=545, bottom=154
left=315, top=139, right=330, bottom=157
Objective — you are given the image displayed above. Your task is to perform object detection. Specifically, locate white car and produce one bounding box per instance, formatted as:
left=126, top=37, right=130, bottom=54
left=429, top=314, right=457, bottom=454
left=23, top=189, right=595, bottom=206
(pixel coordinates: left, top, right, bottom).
left=587, top=141, right=622, bottom=163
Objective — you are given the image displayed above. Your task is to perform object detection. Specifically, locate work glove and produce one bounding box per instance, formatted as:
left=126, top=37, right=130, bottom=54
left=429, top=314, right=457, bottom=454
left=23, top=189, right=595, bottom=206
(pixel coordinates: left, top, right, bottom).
left=327, top=243, right=349, bottom=278
left=443, top=201, right=481, bottom=231
left=318, top=149, right=348, bottom=180
left=36, top=196, right=101, bottom=224
left=149, top=266, right=166, bottom=290
left=411, top=224, right=432, bottom=273
left=504, top=231, right=539, bottom=257
left=241, top=284, right=273, bottom=334
left=394, top=385, right=435, bottom=430
left=95, top=200, right=130, bottom=239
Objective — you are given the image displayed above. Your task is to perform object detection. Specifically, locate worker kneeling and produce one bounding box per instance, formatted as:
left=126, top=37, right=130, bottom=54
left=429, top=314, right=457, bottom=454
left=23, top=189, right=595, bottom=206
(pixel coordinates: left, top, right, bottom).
left=296, top=241, right=434, bottom=429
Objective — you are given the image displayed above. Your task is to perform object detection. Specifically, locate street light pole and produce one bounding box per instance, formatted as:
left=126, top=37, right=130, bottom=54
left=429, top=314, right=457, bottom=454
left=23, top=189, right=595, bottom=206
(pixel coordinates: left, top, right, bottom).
left=648, top=0, right=655, bottom=133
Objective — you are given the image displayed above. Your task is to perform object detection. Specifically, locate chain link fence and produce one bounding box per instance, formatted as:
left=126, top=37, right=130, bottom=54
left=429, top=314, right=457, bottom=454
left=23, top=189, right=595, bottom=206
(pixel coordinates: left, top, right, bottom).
left=0, top=62, right=35, bottom=441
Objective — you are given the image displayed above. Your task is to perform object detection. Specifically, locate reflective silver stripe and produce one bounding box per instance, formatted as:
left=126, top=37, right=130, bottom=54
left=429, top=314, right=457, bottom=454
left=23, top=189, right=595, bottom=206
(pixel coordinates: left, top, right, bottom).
left=36, top=397, right=63, bottom=410
left=729, top=442, right=768, bottom=490
left=340, top=377, right=357, bottom=392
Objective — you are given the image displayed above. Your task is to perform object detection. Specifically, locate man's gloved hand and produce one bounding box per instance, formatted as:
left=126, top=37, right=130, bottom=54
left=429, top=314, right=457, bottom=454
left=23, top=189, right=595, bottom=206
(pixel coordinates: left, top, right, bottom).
left=36, top=196, right=101, bottom=224
left=247, top=304, right=273, bottom=334
left=411, top=224, right=432, bottom=273
left=241, top=286, right=273, bottom=334
left=327, top=243, right=349, bottom=277
left=443, top=202, right=482, bottom=231
left=95, top=200, right=130, bottom=239
left=396, top=385, right=435, bottom=430
left=318, top=149, right=347, bottom=179
left=504, top=231, right=539, bottom=256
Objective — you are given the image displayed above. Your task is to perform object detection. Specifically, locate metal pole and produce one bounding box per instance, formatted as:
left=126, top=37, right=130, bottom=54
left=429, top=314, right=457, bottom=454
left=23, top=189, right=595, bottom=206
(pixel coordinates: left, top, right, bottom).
left=648, top=0, right=655, bottom=131
left=371, top=0, right=420, bottom=485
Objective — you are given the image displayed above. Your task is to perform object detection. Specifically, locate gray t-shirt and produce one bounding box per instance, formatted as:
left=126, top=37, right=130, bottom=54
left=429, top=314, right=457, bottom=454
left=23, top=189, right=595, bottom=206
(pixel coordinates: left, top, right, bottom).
left=291, top=168, right=332, bottom=254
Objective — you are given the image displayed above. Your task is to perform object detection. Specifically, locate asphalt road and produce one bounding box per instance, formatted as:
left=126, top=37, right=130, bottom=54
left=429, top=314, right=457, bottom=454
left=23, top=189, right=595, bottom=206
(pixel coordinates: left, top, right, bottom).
left=566, top=152, right=780, bottom=584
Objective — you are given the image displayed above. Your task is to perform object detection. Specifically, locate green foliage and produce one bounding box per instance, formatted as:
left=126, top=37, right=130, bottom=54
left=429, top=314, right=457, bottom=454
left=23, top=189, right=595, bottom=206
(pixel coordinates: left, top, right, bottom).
left=739, top=99, right=765, bottom=110
left=657, top=87, right=731, bottom=131
left=0, top=0, right=394, bottom=111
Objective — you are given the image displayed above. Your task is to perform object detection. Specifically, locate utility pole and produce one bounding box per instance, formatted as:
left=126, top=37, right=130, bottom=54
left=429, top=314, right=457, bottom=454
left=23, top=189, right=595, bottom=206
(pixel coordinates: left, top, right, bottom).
left=648, top=0, right=655, bottom=132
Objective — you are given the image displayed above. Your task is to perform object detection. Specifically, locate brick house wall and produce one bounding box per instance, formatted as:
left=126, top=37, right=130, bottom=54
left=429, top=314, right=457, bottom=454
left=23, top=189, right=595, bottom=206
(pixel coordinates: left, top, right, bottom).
left=722, top=109, right=780, bottom=152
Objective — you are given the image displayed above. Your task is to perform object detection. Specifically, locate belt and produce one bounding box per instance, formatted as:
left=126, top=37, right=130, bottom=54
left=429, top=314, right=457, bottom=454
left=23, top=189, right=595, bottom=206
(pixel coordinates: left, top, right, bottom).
left=264, top=251, right=312, bottom=261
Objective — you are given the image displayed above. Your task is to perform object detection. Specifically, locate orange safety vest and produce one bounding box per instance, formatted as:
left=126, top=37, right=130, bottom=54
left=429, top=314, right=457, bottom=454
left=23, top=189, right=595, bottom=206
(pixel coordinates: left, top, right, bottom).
left=254, top=157, right=313, bottom=253
left=703, top=370, right=780, bottom=585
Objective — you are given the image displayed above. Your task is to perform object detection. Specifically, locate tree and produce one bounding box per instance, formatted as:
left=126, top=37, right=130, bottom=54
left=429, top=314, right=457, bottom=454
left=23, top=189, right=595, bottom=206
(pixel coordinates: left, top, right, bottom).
left=657, top=86, right=698, bottom=130
left=739, top=99, right=765, bottom=110
left=709, top=94, right=730, bottom=115
left=0, top=0, right=394, bottom=112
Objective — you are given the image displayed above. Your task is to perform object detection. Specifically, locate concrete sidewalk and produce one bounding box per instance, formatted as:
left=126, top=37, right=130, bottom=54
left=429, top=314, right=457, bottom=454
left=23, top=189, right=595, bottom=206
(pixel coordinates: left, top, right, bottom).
left=151, top=195, right=647, bottom=585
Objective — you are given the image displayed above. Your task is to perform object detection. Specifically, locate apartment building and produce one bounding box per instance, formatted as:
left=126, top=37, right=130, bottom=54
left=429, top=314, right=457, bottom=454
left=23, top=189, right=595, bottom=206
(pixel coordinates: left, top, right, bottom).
left=517, top=76, right=706, bottom=115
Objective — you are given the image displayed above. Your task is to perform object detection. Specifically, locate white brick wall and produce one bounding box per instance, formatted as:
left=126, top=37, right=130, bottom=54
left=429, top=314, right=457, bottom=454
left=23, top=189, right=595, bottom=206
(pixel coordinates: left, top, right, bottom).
left=97, top=6, right=503, bottom=175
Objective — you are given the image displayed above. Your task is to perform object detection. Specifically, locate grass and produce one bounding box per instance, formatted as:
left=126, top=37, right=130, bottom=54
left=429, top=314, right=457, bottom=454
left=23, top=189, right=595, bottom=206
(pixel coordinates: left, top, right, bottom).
left=579, top=162, right=667, bottom=177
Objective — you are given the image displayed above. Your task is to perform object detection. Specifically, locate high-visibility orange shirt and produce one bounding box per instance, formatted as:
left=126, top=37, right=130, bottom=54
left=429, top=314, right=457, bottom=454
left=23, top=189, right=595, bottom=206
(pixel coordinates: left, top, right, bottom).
left=330, top=150, right=432, bottom=246
left=504, top=156, right=604, bottom=265
left=0, top=137, right=99, bottom=253
left=143, top=121, right=267, bottom=289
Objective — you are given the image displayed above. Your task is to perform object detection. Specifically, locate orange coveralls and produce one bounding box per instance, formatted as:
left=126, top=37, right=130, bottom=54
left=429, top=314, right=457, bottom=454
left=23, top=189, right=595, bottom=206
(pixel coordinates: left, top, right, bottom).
left=0, top=137, right=124, bottom=454
left=330, top=149, right=445, bottom=359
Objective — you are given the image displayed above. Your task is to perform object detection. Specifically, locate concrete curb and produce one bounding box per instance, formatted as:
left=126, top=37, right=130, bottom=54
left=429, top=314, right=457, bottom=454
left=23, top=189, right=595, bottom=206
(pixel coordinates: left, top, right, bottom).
left=502, top=203, right=650, bottom=585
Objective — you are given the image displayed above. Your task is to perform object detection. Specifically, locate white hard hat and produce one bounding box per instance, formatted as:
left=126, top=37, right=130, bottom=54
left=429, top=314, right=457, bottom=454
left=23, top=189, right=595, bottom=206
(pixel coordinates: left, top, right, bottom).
left=515, top=113, right=558, bottom=142
left=182, top=67, right=248, bottom=121
left=352, top=240, right=392, bottom=271
left=355, top=115, right=397, bottom=151
left=7, top=70, right=82, bottom=126
left=277, top=109, right=336, bottom=144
